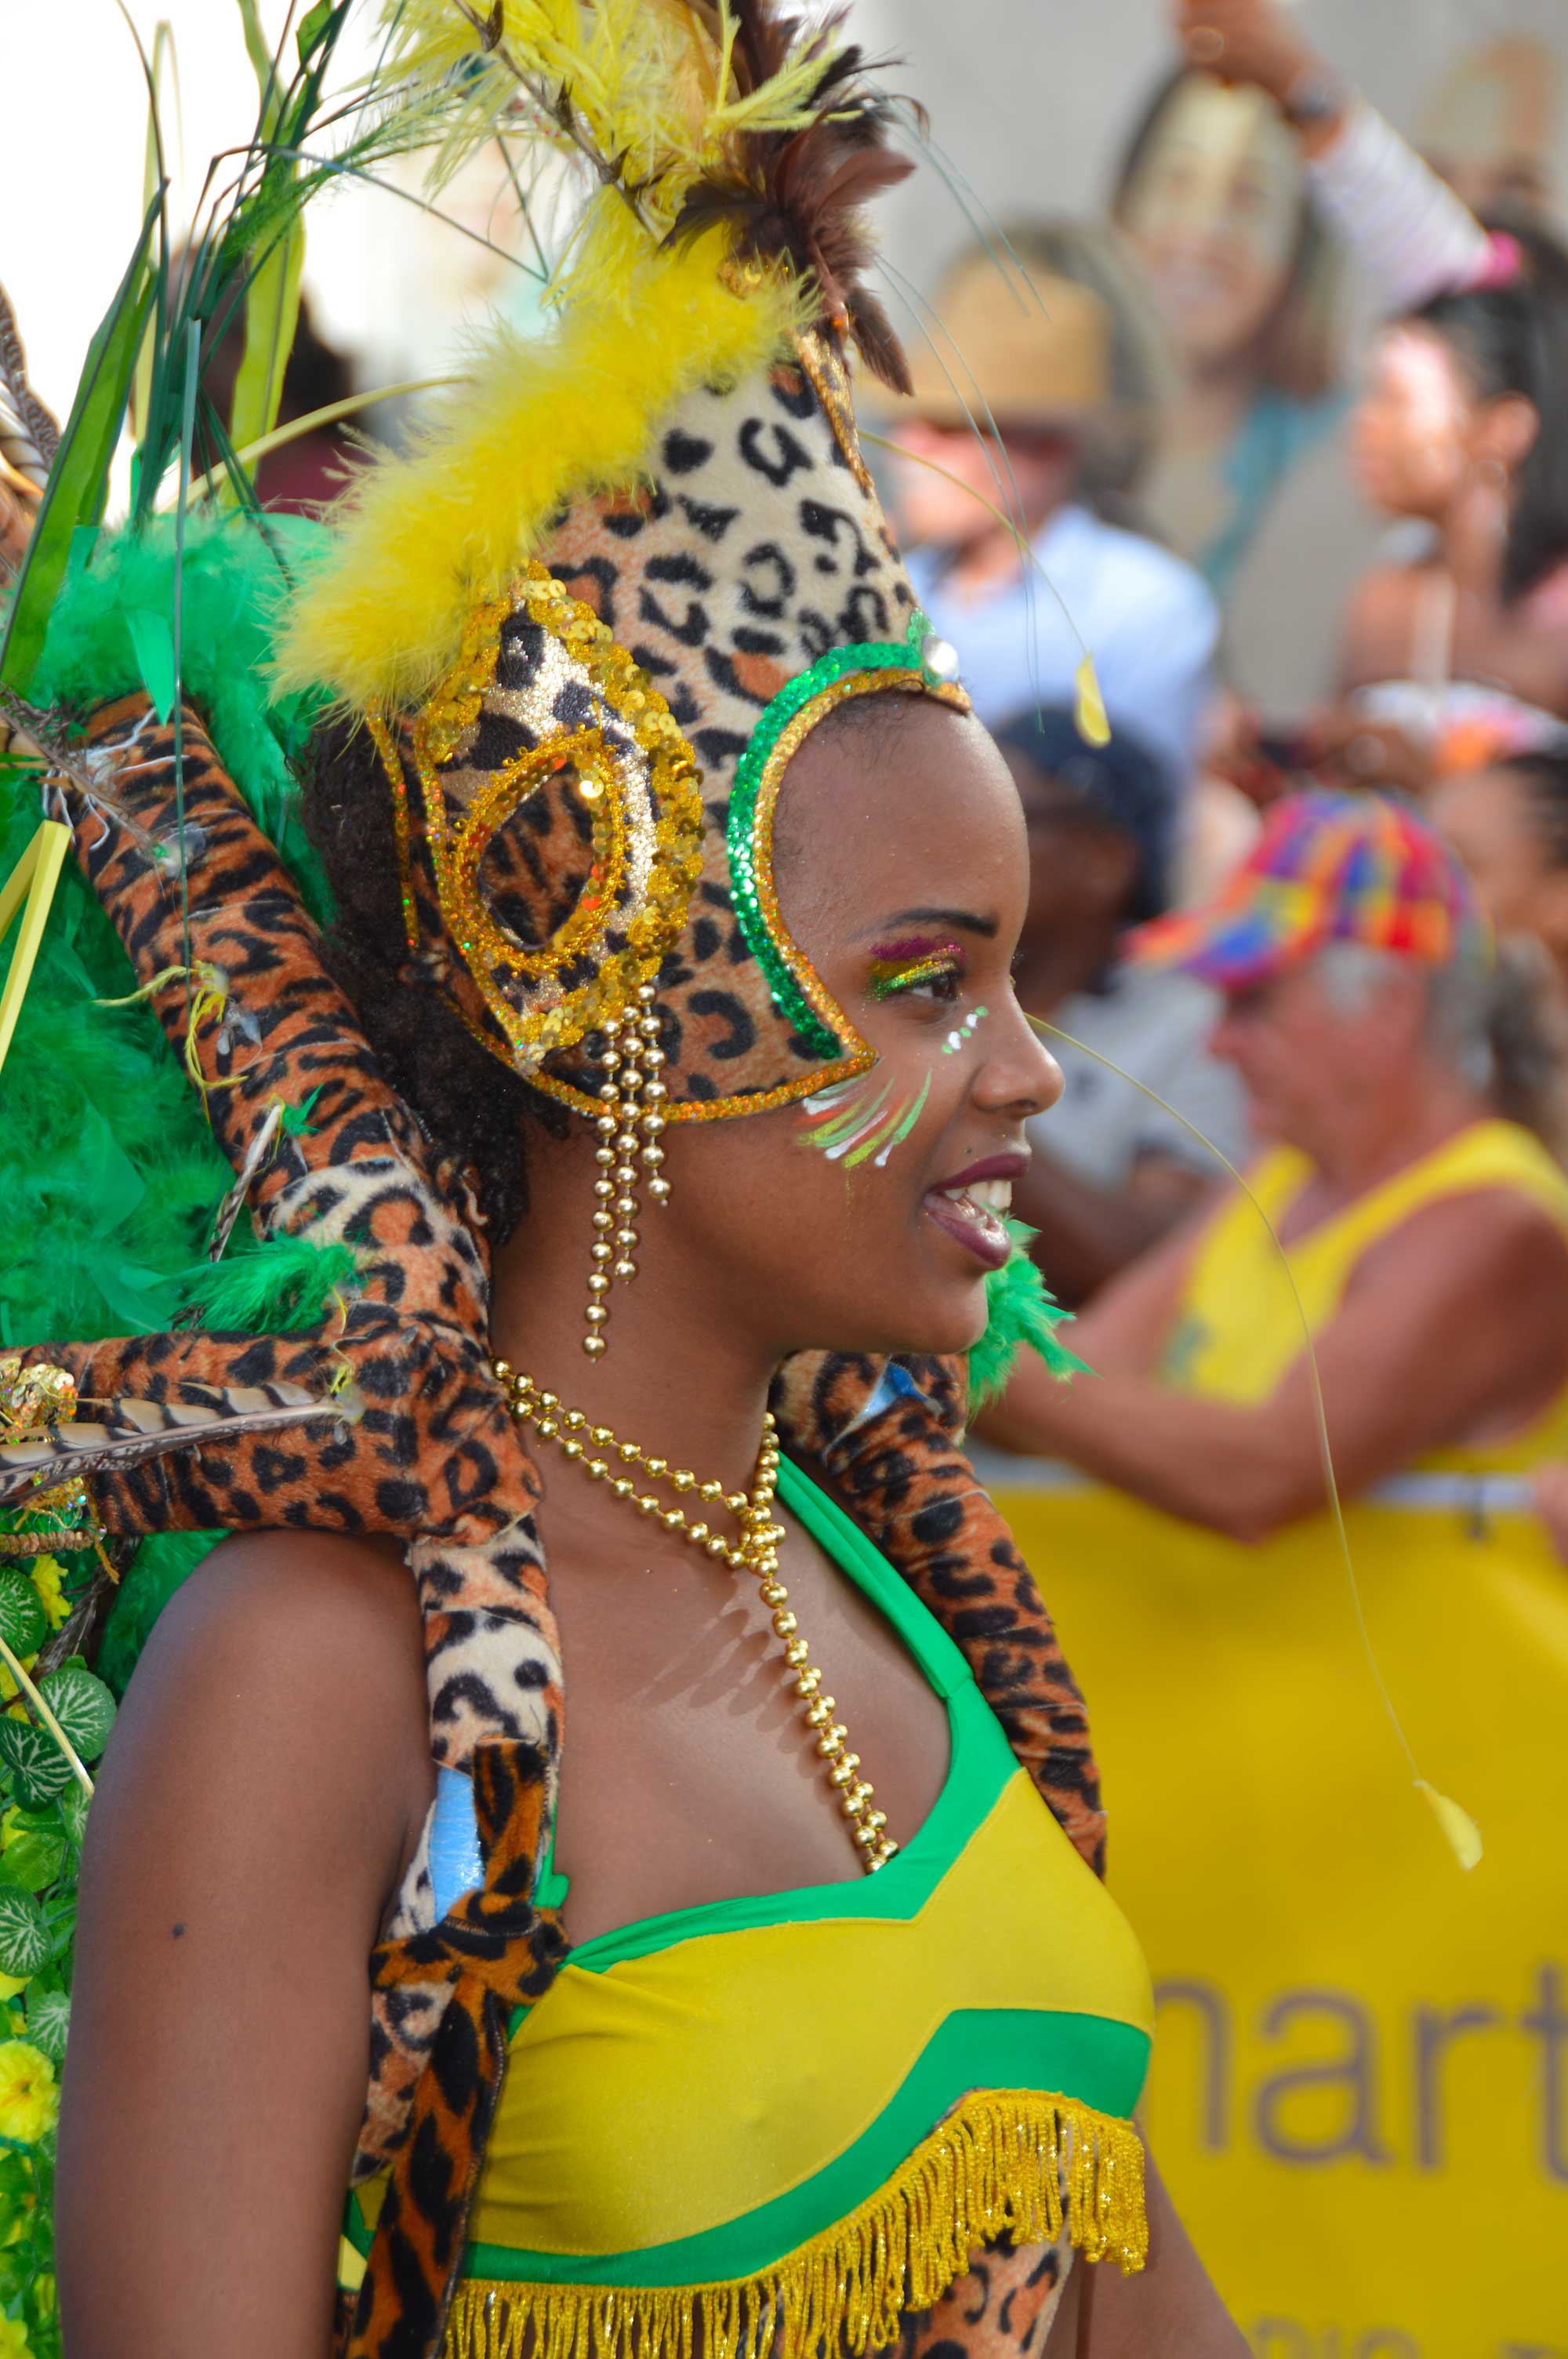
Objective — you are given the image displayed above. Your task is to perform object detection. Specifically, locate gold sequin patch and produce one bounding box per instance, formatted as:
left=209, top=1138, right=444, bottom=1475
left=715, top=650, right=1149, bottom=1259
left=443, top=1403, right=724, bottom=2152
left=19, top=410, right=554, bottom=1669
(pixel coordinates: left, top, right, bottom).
left=398, top=562, right=706, bottom=1078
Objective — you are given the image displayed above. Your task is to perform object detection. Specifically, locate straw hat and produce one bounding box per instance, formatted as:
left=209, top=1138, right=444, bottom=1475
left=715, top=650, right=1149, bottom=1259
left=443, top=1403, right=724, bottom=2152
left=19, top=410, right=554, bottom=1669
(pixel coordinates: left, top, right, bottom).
left=900, top=249, right=1113, bottom=428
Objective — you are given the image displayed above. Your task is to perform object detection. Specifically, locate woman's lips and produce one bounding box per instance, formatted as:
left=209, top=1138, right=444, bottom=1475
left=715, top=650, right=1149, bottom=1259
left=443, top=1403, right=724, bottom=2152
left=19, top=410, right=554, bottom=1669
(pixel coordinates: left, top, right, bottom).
left=922, top=1174, right=1014, bottom=1271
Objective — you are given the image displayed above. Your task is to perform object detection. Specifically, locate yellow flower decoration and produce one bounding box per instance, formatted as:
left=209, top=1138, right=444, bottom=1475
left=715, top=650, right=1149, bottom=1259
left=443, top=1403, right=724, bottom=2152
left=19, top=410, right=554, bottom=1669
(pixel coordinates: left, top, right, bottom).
left=27, top=1559, right=67, bottom=1634
left=0, top=2043, right=56, bottom=2146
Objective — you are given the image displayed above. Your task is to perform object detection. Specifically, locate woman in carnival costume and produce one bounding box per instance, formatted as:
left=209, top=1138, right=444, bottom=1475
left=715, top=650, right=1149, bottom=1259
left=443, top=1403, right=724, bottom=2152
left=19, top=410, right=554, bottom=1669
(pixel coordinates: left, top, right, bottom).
left=0, top=7, right=1245, bottom=2355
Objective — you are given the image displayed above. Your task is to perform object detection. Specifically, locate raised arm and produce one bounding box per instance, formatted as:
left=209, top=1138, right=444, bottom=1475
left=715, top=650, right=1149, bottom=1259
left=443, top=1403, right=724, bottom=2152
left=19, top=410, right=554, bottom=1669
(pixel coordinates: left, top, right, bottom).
left=990, top=1187, right=1568, bottom=1537
left=1175, top=0, right=1494, bottom=305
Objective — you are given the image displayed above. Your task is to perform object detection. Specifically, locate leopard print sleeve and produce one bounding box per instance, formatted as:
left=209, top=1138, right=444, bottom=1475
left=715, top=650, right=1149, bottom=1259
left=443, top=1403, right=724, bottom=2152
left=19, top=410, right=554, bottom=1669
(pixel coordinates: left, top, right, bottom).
left=771, top=1350, right=1109, bottom=1878
left=0, top=695, right=570, bottom=2358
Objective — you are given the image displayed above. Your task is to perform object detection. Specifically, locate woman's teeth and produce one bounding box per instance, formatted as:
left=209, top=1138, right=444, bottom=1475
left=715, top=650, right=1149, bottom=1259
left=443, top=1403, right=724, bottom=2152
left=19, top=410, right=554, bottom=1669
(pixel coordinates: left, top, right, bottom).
left=923, top=1176, right=1015, bottom=1270
left=937, top=1178, right=1012, bottom=1216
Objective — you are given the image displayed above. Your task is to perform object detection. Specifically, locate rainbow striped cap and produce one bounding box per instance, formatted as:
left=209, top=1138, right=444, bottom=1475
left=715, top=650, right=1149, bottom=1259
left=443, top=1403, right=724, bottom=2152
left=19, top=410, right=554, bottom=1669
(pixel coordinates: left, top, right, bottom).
left=1127, top=791, right=1488, bottom=990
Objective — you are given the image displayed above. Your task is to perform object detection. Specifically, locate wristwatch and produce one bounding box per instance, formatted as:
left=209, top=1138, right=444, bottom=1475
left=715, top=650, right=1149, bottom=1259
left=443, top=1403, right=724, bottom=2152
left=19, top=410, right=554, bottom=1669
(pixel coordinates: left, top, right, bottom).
left=1280, top=66, right=1347, bottom=129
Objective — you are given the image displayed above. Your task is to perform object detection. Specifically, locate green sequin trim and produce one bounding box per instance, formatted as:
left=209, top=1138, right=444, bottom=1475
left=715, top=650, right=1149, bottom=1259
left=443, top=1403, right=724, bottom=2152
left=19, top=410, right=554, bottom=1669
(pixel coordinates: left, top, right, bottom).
left=725, top=611, right=940, bottom=1060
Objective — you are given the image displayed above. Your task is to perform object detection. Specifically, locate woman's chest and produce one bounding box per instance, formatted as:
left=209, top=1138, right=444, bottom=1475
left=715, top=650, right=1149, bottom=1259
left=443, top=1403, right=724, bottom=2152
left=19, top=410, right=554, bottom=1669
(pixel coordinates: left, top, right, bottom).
left=544, top=1507, right=953, bottom=1944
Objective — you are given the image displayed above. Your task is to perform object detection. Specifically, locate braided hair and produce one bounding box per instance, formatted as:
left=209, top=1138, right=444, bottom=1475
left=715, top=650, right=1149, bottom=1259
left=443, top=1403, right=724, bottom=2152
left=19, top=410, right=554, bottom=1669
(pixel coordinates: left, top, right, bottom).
left=297, top=723, right=564, bottom=1244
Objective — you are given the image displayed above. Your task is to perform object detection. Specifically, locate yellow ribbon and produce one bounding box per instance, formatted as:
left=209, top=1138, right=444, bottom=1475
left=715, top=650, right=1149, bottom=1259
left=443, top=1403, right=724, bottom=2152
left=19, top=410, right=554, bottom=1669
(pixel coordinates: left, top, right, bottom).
left=0, top=821, right=70, bottom=1083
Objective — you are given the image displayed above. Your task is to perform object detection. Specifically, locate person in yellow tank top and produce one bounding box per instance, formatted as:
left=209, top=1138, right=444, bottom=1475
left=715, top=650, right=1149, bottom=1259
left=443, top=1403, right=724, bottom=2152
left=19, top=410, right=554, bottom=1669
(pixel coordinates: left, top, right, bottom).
left=984, top=791, right=1568, bottom=2352
left=989, top=791, right=1568, bottom=1531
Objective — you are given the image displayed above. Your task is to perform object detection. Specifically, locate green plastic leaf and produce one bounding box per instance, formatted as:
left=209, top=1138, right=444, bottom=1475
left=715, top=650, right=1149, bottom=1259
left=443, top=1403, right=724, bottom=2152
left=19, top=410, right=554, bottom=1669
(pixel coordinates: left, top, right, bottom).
left=0, top=1889, right=49, bottom=1980
left=0, top=1576, right=45, bottom=1664
left=37, top=1668, right=114, bottom=1764
left=0, top=194, right=162, bottom=693
left=296, top=0, right=337, bottom=64
left=0, top=1830, right=64, bottom=1896
left=0, top=1725, right=71, bottom=1813
left=234, top=0, right=279, bottom=101
left=227, top=217, right=305, bottom=490
left=131, top=20, right=179, bottom=448
left=56, top=1786, right=89, bottom=1852
left=24, top=1989, right=69, bottom=2068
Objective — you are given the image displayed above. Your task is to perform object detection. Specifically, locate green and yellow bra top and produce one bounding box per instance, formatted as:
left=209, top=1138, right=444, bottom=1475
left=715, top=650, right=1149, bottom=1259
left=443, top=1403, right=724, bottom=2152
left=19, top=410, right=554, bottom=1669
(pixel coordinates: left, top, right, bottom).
left=341, top=1463, right=1154, bottom=2359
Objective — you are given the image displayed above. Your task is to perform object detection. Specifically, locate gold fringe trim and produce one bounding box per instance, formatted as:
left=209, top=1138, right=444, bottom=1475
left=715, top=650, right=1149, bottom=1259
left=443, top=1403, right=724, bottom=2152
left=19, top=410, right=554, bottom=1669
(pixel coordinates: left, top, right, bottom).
left=444, top=2089, right=1145, bottom=2359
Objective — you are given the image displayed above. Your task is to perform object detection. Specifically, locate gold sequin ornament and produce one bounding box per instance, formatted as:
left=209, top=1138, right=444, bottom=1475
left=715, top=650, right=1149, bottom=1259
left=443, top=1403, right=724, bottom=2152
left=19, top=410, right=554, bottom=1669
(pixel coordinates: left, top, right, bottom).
left=366, top=562, right=706, bottom=1081
left=499, top=1366, right=896, bottom=1869
left=581, top=983, right=671, bottom=1358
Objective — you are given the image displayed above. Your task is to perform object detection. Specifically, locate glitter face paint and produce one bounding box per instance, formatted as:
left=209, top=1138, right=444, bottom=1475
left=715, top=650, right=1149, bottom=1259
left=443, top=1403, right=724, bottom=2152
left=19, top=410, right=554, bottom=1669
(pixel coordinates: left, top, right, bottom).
left=941, top=1005, right=989, bottom=1053
left=797, top=1071, right=933, bottom=1167
left=867, top=939, right=967, bottom=1002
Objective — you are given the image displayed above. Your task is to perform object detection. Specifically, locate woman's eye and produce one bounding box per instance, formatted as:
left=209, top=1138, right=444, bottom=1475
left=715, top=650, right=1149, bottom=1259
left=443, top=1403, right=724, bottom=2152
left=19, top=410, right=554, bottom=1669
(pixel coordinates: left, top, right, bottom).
left=868, top=948, right=967, bottom=1005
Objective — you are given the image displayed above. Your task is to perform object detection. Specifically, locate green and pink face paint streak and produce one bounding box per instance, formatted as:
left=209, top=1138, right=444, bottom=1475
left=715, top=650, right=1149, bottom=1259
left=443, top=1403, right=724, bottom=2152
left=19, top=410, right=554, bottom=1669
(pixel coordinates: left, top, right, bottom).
left=797, top=1071, right=932, bottom=1168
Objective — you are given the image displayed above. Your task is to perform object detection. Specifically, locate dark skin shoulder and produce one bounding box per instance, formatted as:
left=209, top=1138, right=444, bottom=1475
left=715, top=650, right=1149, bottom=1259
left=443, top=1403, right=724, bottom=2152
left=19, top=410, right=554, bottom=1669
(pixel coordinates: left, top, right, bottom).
left=1339, top=560, right=1568, bottom=714
left=56, top=1528, right=432, bottom=2359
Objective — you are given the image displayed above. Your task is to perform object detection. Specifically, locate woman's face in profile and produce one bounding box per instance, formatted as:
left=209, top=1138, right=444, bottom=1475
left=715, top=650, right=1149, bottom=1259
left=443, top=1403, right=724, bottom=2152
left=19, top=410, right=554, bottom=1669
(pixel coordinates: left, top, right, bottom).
left=619, top=699, right=1065, bottom=1366
left=1120, top=76, right=1304, bottom=375
left=1352, top=325, right=1474, bottom=521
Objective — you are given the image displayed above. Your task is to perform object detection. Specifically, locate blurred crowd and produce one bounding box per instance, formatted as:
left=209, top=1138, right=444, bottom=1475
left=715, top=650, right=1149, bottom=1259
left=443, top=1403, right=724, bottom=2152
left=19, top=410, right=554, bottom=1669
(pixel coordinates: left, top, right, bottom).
left=865, top=0, right=1568, bottom=1582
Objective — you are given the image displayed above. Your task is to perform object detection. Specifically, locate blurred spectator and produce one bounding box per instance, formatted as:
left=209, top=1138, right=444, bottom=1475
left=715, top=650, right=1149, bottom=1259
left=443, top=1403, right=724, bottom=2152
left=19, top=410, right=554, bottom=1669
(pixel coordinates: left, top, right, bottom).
left=1000, top=710, right=1246, bottom=1304
left=988, top=793, right=1568, bottom=1535
left=888, top=226, right=1218, bottom=794
left=1432, top=754, right=1568, bottom=1005
left=1113, top=0, right=1492, bottom=600
left=1534, top=1461, right=1568, bottom=1565
left=1168, top=685, right=1265, bottom=905
left=198, top=288, right=355, bottom=514
left=1320, top=224, right=1568, bottom=791
left=0, top=461, right=38, bottom=575
left=0, top=370, right=45, bottom=575
left=1417, top=36, right=1563, bottom=228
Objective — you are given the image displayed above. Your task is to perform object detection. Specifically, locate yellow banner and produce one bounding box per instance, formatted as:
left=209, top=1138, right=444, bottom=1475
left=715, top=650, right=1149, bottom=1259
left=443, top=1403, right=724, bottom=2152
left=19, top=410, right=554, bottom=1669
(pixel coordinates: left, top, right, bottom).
left=993, top=1470, right=1568, bottom=2359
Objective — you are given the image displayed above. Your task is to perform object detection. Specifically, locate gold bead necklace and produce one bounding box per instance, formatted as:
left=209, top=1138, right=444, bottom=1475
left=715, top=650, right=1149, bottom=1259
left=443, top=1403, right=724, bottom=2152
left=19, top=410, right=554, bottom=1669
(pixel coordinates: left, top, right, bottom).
left=496, top=1361, right=898, bottom=1873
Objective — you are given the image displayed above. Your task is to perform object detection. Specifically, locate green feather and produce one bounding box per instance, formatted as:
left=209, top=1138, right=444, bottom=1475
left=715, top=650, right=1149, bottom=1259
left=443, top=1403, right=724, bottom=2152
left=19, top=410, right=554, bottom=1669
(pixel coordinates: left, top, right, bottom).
left=2, top=511, right=341, bottom=1677
left=27, top=510, right=332, bottom=918
left=173, top=1237, right=360, bottom=1334
left=967, top=1221, right=1091, bottom=1410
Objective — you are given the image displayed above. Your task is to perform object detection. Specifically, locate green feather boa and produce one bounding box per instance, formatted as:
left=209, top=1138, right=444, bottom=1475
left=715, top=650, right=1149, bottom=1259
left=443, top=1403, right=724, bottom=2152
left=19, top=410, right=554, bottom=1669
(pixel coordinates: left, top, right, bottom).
left=2, top=514, right=345, bottom=1686
left=967, top=1223, right=1090, bottom=1409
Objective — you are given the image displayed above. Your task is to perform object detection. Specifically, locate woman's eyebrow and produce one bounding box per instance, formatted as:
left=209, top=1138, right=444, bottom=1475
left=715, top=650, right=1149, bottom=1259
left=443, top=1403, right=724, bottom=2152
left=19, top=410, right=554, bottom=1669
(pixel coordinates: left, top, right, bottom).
left=856, top=905, right=999, bottom=943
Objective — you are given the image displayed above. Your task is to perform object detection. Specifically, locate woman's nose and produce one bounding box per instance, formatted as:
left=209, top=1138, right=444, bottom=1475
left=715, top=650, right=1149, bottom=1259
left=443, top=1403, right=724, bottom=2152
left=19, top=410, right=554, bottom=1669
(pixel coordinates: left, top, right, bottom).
left=972, top=1006, right=1063, bottom=1118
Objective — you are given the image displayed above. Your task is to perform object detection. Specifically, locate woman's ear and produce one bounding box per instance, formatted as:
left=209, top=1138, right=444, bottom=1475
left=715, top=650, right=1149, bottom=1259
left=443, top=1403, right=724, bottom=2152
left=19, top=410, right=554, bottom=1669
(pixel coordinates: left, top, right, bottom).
left=1475, top=391, right=1541, bottom=478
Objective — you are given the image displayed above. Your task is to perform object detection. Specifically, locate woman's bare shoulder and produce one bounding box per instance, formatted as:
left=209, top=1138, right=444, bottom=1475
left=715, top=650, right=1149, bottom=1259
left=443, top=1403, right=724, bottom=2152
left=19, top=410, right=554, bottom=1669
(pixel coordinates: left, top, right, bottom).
left=148, top=1525, right=424, bottom=1667
left=1338, top=562, right=1423, bottom=686
left=102, top=1526, right=433, bottom=1889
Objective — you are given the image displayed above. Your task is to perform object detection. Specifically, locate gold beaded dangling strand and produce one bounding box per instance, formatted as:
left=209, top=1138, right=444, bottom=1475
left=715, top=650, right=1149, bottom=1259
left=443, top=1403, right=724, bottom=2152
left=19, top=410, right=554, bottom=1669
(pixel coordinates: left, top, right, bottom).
left=582, top=988, right=670, bottom=1360
left=634, top=982, right=670, bottom=1209
left=500, top=1365, right=897, bottom=1872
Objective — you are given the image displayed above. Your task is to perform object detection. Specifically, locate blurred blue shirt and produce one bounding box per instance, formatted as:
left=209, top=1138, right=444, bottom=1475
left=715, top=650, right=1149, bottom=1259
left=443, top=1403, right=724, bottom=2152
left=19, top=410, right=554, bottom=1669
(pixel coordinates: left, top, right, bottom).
left=906, top=503, right=1219, bottom=792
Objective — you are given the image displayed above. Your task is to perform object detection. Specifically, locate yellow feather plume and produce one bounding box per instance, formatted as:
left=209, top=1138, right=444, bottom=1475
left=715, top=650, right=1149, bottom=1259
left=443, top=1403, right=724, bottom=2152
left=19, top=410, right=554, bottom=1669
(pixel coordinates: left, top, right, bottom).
left=271, top=216, right=800, bottom=714
left=372, top=0, right=840, bottom=226
left=274, top=2, right=847, bottom=714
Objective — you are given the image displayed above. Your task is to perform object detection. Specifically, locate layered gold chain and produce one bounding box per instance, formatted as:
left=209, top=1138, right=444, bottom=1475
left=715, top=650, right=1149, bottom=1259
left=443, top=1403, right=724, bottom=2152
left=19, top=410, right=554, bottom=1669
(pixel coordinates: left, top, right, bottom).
left=498, top=1362, right=897, bottom=1871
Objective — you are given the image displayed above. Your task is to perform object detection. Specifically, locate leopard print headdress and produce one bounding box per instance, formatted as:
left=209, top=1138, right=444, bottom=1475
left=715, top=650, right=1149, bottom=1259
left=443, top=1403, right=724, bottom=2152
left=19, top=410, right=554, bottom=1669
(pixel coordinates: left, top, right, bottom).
left=274, top=3, right=970, bottom=1122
